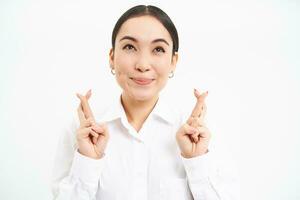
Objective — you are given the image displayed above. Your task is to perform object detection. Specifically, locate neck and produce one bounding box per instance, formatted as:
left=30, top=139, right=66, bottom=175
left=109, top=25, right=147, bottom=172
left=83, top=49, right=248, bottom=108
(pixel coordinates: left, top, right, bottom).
left=121, top=93, right=159, bottom=132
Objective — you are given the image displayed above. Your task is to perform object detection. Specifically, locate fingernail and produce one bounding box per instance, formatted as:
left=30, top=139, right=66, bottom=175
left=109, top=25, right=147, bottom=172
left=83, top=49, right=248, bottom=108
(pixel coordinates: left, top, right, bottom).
left=194, top=88, right=200, bottom=96
left=76, top=93, right=81, bottom=98
left=204, top=91, right=208, bottom=97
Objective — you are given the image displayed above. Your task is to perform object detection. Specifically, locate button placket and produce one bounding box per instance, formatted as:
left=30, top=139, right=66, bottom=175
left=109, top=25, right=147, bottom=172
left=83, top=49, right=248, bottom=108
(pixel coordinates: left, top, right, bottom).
left=131, top=139, right=148, bottom=199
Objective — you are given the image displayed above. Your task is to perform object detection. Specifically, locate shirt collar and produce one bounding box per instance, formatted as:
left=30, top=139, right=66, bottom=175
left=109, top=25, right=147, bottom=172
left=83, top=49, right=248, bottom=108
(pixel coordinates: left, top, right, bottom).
left=95, top=94, right=177, bottom=125
left=151, top=95, right=177, bottom=125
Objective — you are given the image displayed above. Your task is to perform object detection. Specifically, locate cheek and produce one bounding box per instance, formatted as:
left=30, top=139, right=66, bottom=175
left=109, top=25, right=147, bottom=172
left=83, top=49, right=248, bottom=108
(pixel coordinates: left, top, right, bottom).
left=155, top=59, right=172, bottom=77
left=114, top=51, right=135, bottom=71
left=113, top=53, right=134, bottom=86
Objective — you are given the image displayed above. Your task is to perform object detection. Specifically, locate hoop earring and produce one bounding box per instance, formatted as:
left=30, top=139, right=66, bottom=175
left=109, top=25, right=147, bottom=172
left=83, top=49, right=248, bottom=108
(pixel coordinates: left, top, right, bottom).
left=168, top=71, right=174, bottom=78
left=111, top=68, right=115, bottom=75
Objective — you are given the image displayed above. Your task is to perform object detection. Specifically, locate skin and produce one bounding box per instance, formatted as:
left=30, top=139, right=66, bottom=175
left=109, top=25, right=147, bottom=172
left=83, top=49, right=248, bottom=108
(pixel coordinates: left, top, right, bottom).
left=109, top=15, right=178, bottom=131
left=176, top=89, right=211, bottom=158
left=76, top=15, right=211, bottom=159
left=76, top=90, right=109, bottom=159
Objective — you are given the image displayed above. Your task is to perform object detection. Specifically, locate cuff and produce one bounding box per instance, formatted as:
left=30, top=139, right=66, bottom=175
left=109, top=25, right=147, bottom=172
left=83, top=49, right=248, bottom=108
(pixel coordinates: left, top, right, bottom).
left=69, top=150, right=105, bottom=184
left=181, top=151, right=211, bottom=183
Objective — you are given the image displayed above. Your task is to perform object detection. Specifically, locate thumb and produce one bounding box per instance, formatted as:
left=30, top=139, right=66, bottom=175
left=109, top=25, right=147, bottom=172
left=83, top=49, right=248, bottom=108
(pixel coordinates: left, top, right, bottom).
left=181, top=123, right=198, bottom=136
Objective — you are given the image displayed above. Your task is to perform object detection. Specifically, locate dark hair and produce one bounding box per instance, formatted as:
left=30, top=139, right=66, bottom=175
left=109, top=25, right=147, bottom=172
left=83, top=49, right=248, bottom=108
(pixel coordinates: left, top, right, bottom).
left=111, top=5, right=179, bottom=55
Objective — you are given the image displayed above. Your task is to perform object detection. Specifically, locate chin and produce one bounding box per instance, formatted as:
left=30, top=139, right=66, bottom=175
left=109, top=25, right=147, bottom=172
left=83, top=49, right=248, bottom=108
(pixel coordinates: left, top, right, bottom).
left=129, top=90, right=158, bottom=102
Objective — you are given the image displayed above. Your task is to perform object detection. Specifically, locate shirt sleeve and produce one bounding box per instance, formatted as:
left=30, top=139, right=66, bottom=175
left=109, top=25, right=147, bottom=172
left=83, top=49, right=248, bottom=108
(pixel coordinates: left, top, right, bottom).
left=51, top=117, right=105, bottom=200
left=181, top=146, right=241, bottom=200
left=177, top=105, right=241, bottom=200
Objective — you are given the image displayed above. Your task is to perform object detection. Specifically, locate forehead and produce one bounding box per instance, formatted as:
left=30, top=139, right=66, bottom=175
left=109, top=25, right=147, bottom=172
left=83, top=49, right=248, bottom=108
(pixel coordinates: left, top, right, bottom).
left=116, top=15, right=172, bottom=44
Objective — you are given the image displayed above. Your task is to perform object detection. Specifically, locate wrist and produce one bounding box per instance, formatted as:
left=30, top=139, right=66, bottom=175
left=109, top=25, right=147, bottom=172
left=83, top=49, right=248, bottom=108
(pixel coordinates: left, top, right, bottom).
left=181, top=149, right=209, bottom=159
left=78, top=149, right=105, bottom=160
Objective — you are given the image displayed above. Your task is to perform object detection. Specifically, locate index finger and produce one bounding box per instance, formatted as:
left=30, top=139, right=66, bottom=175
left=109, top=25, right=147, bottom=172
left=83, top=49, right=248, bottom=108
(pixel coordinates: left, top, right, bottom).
left=190, top=89, right=208, bottom=118
left=77, top=105, right=86, bottom=127
left=76, top=90, right=95, bottom=120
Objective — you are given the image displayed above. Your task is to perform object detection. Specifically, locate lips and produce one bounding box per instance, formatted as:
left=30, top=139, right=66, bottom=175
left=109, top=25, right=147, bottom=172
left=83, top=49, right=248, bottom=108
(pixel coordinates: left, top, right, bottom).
left=131, top=77, right=154, bottom=85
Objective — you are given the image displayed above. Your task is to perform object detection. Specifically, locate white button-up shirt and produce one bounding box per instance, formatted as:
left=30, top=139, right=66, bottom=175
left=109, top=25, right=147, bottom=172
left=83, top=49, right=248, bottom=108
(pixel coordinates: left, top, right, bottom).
left=52, top=95, right=240, bottom=200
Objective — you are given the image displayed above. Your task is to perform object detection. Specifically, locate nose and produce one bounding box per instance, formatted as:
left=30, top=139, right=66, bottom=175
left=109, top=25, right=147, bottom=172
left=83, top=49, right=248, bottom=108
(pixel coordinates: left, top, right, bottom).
left=135, top=55, right=151, bottom=72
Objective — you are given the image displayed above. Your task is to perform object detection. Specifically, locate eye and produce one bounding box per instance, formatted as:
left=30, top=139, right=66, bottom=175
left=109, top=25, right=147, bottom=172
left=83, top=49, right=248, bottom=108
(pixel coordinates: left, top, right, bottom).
left=153, top=46, right=165, bottom=53
left=123, top=44, right=136, bottom=51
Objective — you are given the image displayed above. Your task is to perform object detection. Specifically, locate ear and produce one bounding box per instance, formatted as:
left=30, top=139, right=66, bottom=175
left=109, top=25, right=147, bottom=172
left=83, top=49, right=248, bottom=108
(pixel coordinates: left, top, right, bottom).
left=171, top=52, right=179, bottom=71
left=109, top=48, right=114, bottom=69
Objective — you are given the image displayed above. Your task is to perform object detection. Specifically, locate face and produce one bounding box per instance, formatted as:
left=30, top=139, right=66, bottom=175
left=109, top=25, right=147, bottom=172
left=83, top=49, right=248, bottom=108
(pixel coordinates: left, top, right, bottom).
left=109, top=15, right=178, bottom=102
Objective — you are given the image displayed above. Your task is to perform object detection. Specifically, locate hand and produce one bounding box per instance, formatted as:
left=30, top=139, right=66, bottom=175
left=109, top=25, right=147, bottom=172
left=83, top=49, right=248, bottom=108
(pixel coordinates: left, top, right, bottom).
left=76, top=89, right=109, bottom=159
left=176, top=89, right=211, bottom=158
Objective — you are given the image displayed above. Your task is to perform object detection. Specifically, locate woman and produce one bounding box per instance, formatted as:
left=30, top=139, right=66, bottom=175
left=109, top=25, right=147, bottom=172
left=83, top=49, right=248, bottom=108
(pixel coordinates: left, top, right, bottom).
left=52, top=5, right=240, bottom=200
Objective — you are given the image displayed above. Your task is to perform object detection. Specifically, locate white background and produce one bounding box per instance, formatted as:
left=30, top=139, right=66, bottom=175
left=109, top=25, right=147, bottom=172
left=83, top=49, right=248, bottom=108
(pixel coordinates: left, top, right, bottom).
left=0, top=0, right=299, bottom=199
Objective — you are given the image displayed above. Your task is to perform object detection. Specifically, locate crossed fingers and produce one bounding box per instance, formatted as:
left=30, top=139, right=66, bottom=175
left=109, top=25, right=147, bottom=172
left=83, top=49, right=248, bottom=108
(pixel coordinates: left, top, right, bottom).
left=186, top=89, right=208, bottom=143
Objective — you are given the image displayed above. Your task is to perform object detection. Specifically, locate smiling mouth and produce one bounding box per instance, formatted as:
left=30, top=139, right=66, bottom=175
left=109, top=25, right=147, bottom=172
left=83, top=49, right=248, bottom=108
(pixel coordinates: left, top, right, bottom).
left=130, top=78, right=155, bottom=85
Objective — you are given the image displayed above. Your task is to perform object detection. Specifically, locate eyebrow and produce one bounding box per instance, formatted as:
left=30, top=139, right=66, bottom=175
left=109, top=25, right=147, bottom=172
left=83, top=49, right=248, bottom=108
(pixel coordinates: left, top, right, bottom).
left=119, top=36, right=169, bottom=46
